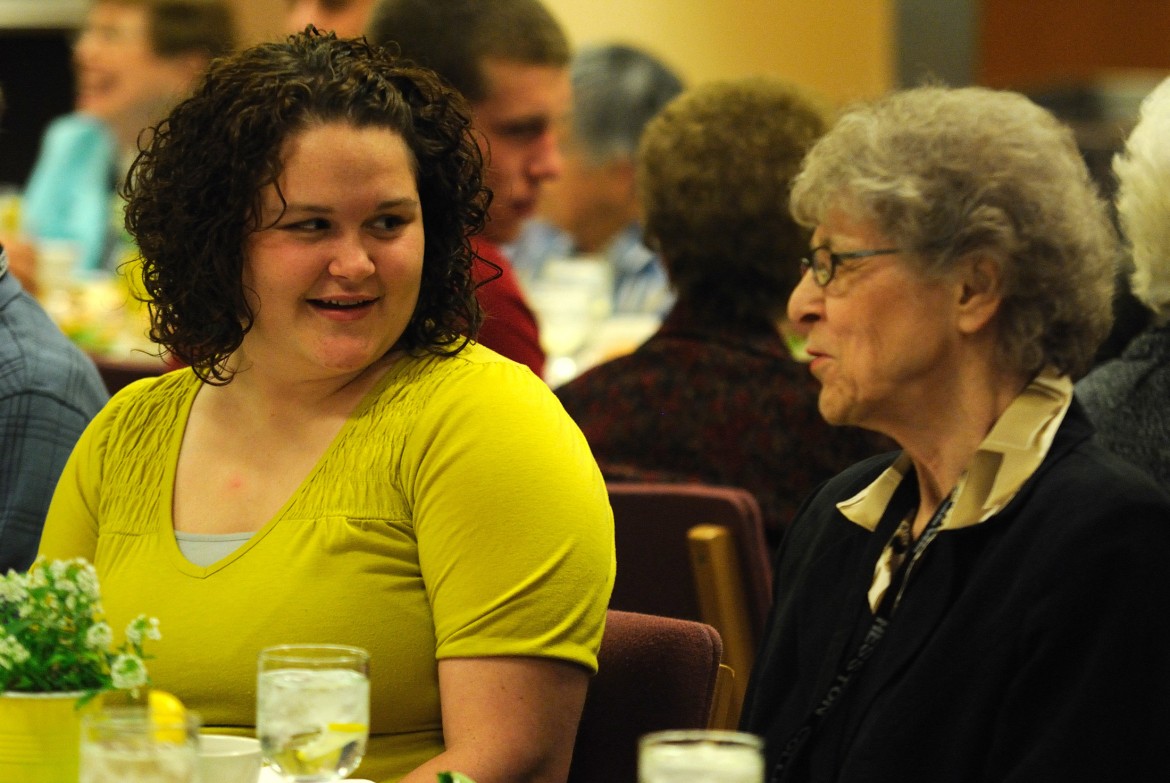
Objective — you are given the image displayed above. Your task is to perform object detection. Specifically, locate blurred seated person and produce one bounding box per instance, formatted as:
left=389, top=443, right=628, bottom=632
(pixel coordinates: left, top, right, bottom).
left=1078, top=75, right=1170, bottom=486
left=368, top=0, right=576, bottom=379
left=556, top=78, right=891, bottom=547
left=740, top=85, right=1170, bottom=781
left=7, top=0, right=234, bottom=292
left=284, top=0, right=375, bottom=36
left=38, top=30, right=613, bottom=783
left=508, top=44, right=683, bottom=318
left=0, top=87, right=108, bottom=574
left=1, top=245, right=108, bottom=573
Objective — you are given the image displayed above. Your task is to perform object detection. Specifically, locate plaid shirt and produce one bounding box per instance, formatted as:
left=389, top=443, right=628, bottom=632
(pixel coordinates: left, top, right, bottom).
left=0, top=252, right=107, bottom=571
left=555, top=303, right=892, bottom=548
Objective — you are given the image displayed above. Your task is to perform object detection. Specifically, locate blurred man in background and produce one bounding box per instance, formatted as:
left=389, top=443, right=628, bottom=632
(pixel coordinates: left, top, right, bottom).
left=368, top=0, right=573, bottom=377
left=510, top=43, right=684, bottom=318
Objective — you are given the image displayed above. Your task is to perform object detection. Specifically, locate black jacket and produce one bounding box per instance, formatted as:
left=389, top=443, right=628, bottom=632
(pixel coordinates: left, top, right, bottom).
left=741, top=402, right=1170, bottom=782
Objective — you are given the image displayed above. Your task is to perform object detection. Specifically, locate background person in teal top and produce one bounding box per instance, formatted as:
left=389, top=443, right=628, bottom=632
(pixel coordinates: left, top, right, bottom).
left=11, top=0, right=235, bottom=289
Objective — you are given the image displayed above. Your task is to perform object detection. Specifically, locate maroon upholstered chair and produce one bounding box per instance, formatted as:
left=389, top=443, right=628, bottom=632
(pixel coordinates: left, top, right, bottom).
left=568, top=610, right=725, bottom=783
left=605, top=482, right=773, bottom=724
left=605, top=482, right=772, bottom=633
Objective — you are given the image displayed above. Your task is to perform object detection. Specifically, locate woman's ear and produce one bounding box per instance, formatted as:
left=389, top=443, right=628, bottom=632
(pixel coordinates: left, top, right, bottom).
left=955, top=253, right=1004, bottom=335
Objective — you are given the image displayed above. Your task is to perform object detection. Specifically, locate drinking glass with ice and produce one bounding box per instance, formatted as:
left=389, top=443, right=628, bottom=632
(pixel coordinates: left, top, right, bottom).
left=256, top=644, right=370, bottom=782
left=80, top=706, right=201, bottom=783
left=638, top=730, right=764, bottom=783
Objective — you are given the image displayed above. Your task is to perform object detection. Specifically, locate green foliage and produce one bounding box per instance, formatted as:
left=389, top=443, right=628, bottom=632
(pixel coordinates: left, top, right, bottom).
left=0, top=558, right=159, bottom=697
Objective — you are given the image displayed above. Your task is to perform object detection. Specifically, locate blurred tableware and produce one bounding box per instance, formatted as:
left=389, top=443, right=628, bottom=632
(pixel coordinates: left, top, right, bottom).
left=79, top=706, right=201, bottom=783
left=259, top=770, right=374, bottom=783
left=638, top=730, right=764, bottom=783
left=0, top=184, right=21, bottom=234
left=199, top=734, right=262, bottom=783
left=528, top=255, right=615, bottom=385
left=257, top=644, right=370, bottom=782
left=34, top=238, right=83, bottom=298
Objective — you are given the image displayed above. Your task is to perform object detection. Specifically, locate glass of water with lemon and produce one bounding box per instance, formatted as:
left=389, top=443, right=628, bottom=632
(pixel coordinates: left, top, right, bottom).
left=257, top=644, right=370, bottom=781
left=79, top=692, right=201, bottom=783
left=639, top=730, right=765, bottom=783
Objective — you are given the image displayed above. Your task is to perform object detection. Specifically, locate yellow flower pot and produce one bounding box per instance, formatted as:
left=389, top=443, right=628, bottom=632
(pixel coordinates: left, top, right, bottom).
left=0, top=690, right=102, bottom=782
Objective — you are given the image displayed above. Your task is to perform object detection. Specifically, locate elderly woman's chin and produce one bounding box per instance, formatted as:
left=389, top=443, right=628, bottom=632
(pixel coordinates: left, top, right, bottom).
left=813, top=381, right=869, bottom=430
left=819, top=403, right=878, bottom=435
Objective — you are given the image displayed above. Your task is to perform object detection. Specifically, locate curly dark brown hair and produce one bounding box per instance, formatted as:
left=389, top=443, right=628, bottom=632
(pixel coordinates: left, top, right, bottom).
left=124, top=27, right=489, bottom=382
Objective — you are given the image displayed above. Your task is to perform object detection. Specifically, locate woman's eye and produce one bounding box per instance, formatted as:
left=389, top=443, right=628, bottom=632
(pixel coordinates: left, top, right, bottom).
left=284, top=218, right=329, bottom=232
left=372, top=215, right=408, bottom=231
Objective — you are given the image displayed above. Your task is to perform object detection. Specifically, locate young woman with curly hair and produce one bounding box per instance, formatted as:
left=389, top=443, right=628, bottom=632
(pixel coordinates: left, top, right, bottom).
left=39, top=29, right=614, bottom=783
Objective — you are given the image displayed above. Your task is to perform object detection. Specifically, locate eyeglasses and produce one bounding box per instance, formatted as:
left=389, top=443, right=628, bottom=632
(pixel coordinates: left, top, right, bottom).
left=800, top=244, right=902, bottom=287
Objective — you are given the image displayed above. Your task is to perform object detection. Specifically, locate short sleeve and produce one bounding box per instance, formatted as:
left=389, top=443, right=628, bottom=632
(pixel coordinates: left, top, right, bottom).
left=404, top=355, right=615, bottom=672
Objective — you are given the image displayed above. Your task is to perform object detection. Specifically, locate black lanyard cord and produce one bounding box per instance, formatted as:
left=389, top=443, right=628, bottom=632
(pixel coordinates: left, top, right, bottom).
left=769, top=491, right=956, bottom=783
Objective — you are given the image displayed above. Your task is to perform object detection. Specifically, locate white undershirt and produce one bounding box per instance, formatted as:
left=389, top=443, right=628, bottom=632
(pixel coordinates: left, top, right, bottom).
left=174, top=531, right=253, bottom=567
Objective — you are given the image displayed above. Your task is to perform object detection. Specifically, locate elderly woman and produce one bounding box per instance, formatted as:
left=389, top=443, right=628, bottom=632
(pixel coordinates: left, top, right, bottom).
left=1077, top=77, right=1170, bottom=485
left=38, top=30, right=613, bottom=783
left=739, top=85, right=1170, bottom=781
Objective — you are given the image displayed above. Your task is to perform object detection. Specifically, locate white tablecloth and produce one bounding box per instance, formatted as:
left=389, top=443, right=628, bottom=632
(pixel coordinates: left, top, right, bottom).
left=259, top=767, right=373, bottom=783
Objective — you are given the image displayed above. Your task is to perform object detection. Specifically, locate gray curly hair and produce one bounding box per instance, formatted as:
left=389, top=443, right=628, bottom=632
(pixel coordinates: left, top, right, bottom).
left=791, top=85, right=1118, bottom=379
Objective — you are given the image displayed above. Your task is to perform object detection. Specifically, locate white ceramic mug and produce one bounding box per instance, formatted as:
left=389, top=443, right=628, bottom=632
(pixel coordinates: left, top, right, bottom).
left=199, top=734, right=263, bottom=783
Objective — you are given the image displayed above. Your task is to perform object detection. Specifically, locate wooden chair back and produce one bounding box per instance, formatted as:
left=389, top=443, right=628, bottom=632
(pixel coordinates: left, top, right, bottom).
left=606, top=482, right=772, bottom=631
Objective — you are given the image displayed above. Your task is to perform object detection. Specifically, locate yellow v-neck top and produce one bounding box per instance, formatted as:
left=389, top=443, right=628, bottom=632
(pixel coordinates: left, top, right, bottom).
left=39, top=343, right=616, bottom=782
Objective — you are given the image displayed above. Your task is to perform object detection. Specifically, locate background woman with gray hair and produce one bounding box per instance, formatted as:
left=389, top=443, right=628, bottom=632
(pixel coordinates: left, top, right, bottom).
left=1076, top=76, right=1170, bottom=486
left=739, top=85, right=1170, bottom=782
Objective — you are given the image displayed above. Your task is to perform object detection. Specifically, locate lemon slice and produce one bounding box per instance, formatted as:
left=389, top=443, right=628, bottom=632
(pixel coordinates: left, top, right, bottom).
left=148, top=689, right=189, bottom=743
left=285, top=722, right=367, bottom=770
left=326, top=722, right=366, bottom=734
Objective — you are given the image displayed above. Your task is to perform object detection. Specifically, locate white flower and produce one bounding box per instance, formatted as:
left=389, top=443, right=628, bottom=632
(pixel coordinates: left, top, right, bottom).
left=0, top=574, right=28, bottom=605
left=110, top=653, right=148, bottom=689
left=0, top=633, right=30, bottom=670
left=24, top=565, right=47, bottom=589
left=72, top=562, right=100, bottom=600
left=125, top=615, right=162, bottom=645
left=85, top=622, right=113, bottom=650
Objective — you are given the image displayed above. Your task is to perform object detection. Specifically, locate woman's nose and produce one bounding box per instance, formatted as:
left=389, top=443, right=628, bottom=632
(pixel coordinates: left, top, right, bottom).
left=787, top=267, right=823, bottom=335
left=328, top=235, right=376, bottom=280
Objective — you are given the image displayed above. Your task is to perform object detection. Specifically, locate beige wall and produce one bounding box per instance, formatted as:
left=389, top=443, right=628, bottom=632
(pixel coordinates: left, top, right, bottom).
left=543, top=0, right=894, bottom=104
left=229, top=0, right=895, bottom=105
left=230, top=0, right=284, bottom=45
